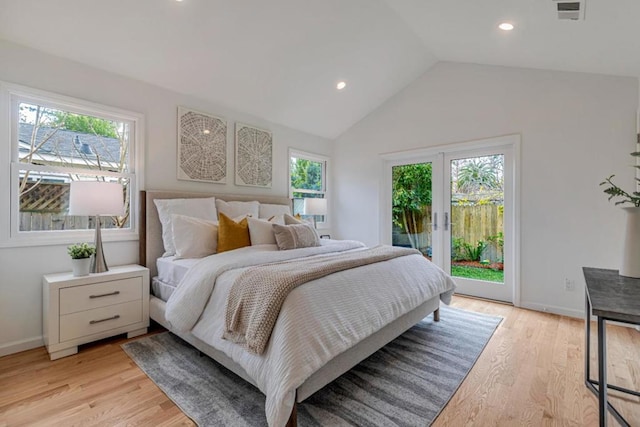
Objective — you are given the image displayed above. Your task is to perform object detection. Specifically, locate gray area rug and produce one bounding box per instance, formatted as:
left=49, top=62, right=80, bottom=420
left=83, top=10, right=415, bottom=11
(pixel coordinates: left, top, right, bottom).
left=122, top=306, right=501, bottom=426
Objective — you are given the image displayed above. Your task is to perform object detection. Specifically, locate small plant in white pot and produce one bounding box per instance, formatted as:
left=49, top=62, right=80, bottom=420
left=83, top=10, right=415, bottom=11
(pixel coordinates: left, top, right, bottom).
left=600, top=150, right=640, bottom=277
left=68, top=242, right=96, bottom=277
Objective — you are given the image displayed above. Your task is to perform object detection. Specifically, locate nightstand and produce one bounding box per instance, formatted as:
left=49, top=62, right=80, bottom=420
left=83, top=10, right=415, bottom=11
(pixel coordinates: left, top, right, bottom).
left=43, top=264, right=149, bottom=360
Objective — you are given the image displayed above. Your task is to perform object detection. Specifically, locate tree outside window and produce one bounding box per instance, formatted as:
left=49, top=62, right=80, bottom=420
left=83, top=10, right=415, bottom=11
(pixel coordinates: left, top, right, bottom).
left=289, top=150, right=328, bottom=225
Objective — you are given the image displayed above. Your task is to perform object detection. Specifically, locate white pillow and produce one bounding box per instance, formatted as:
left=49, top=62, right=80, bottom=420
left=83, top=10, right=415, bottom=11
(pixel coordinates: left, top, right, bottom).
left=154, top=197, right=217, bottom=256
left=259, top=203, right=291, bottom=219
left=266, top=214, right=285, bottom=225
left=247, top=216, right=283, bottom=245
left=216, top=199, right=259, bottom=219
left=172, top=214, right=218, bottom=259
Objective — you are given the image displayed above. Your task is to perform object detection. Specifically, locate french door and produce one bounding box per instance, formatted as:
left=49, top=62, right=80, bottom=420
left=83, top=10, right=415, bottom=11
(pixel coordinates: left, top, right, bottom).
left=385, top=138, right=517, bottom=303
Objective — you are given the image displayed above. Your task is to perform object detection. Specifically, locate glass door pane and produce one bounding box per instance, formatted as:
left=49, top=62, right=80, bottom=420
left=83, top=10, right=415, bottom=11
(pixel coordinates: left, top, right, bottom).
left=391, top=162, right=433, bottom=259
left=445, top=148, right=513, bottom=303
left=450, top=154, right=504, bottom=283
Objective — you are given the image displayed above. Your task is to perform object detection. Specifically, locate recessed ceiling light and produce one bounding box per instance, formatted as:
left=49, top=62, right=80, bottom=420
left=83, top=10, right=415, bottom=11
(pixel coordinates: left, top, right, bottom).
left=498, top=22, right=514, bottom=31
left=203, top=129, right=210, bottom=135
left=336, top=81, right=346, bottom=90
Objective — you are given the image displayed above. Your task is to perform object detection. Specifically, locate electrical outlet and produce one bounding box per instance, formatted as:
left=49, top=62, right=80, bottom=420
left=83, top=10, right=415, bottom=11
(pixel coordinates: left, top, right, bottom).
left=564, top=278, right=576, bottom=291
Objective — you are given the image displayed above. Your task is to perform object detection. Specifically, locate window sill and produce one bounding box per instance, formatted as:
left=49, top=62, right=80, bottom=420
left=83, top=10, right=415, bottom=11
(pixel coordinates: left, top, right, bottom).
left=0, top=230, right=139, bottom=249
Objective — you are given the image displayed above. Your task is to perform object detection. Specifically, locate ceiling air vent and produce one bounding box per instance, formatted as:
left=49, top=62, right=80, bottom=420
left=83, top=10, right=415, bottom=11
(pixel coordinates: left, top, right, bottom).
left=553, top=0, right=586, bottom=21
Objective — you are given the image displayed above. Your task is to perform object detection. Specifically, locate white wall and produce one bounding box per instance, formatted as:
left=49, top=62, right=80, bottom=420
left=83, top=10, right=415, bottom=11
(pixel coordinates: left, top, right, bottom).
left=334, top=61, right=639, bottom=318
left=0, top=39, right=333, bottom=355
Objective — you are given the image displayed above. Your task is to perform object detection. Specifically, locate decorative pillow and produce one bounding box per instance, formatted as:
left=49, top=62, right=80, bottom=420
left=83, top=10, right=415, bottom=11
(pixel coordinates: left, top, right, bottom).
left=284, top=213, right=303, bottom=225
left=217, top=213, right=251, bottom=253
left=216, top=200, right=259, bottom=219
left=154, top=197, right=217, bottom=256
left=259, top=203, right=292, bottom=219
left=284, top=213, right=315, bottom=226
left=272, top=223, right=320, bottom=250
left=171, top=214, right=218, bottom=259
left=247, top=216, right=284, bottom=245
left=267, top=214, right=285, bottom=225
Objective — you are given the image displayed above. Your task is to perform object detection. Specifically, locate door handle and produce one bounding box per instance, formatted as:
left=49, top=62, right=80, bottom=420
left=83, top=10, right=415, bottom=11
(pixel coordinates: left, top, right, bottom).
left=433, top=212, right=438, bottom=231
left=444, top=212, right=449, bottom=231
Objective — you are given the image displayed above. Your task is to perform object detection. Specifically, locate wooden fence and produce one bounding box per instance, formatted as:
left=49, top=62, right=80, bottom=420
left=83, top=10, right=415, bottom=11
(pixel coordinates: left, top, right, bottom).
left=19, top=212, right=121, bottom=232
left=451, top=204, right=503, bottom=261
left=393, top=204, right=503, bottom=261
left=19, top=182, right=126, bottom=232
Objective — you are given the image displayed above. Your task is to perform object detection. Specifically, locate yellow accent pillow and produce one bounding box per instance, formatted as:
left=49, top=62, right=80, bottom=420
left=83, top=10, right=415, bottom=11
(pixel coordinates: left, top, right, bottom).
left=217, top=213, right=251, bottom=253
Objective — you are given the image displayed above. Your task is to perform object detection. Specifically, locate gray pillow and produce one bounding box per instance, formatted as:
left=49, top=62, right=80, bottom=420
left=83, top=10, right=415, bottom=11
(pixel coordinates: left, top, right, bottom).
left=272, top=223, right=320, bottom=250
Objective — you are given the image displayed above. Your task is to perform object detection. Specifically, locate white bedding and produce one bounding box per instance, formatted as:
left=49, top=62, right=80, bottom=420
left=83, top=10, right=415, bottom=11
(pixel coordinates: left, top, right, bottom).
left=152, top=277, right=182, bottom=301
left=165, top=240, right=456, bottom=427
left=156, top=256, right=201, bottom=288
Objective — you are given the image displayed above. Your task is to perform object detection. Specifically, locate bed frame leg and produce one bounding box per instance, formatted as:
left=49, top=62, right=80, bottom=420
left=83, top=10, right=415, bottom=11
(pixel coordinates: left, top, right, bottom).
left=433, top=308, right=440, bottom=322
left=285, top=401, right=297, bottom=427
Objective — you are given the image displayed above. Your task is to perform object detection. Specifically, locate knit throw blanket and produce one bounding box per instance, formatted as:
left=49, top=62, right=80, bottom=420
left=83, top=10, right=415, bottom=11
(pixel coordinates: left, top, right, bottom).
left=223, top=245, right=420, bottom=355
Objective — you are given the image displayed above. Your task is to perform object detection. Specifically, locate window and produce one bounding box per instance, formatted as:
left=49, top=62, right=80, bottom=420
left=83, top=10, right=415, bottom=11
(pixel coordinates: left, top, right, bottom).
left=0, top=82, right=143, bottom=246
left=289, top=149, right=328, bottom=227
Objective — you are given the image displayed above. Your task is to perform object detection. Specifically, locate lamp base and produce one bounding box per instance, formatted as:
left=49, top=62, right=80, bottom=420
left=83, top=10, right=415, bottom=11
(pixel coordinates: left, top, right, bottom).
left=91, top=215, right=109, bottom=273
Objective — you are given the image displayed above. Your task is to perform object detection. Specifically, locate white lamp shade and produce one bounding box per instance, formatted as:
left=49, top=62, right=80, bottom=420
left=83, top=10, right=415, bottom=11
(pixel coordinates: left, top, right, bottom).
left=68, top=181, right=125, bottom=216
left=302, top=198, right=327, bottom=216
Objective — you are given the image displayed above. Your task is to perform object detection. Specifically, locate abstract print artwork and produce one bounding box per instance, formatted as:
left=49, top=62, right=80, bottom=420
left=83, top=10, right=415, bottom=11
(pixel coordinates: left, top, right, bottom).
left=235, top=123, right=273, bottom=188
left=177, top=106, right=227, bottom=183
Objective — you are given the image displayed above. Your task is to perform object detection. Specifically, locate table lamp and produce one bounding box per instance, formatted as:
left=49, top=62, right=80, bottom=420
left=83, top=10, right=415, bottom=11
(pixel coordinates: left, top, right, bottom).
left=69, top=181, right=125, bottom=273
left=302, top=198, right=327, bottom=229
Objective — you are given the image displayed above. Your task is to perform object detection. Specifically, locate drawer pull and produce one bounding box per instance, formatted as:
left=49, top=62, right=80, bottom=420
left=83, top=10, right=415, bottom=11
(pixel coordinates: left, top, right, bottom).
left=89, top=291, right=120, bottom=299
left=89, top=315, right=120, bottom=325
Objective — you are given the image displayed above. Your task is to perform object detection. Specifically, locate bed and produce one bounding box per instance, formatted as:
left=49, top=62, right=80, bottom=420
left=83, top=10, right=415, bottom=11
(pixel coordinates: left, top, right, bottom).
left=139, top=190, right=456, bottom=427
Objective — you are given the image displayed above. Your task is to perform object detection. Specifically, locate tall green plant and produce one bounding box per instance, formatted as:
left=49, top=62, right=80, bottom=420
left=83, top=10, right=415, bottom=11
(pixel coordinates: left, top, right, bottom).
left=456, top=157, right=502, bottom=194
left=600, top=151, right=640, bottom=207
left=392, top=163, right=432, bottom=249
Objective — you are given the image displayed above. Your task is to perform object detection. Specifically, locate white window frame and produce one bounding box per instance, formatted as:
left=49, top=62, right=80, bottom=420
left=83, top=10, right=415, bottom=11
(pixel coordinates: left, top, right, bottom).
left=0, top=81, right=144, bottom=247
left=288, top=148, right=330, bottom=229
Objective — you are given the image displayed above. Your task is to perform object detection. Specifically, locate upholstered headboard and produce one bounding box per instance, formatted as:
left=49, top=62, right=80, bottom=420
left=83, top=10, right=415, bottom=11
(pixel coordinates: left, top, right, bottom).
left=140, top=190, right=291, bottom=278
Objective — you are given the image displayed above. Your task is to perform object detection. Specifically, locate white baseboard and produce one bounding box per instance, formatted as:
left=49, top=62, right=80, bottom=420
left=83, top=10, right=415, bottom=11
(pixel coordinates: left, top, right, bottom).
left=519, top=301, right=583, bottom=319
left=520, top=302, right=640, bottom=331
left=0, top=336, right=44, bottom=357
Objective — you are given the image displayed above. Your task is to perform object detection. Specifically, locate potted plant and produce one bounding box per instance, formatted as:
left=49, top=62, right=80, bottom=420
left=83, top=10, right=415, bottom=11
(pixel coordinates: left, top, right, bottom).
left=68, top=242, right=96, bottom=277
left=600, top=150, right=640, bottom=277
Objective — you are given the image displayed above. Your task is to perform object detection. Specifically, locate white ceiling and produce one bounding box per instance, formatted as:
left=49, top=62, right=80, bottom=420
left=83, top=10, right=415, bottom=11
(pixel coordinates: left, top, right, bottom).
left=1, top=0, right=638, bottom=139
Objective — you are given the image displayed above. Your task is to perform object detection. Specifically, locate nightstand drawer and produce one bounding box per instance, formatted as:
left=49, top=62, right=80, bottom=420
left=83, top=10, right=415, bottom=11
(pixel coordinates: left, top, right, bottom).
left=59, top=277, right=142, bottom=315
left=59, top=300, right=142, bottom=342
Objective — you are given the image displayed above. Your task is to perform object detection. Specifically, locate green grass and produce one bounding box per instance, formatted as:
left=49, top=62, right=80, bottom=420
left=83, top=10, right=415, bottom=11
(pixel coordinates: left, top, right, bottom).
left=451, top=265, right=504, bottom=283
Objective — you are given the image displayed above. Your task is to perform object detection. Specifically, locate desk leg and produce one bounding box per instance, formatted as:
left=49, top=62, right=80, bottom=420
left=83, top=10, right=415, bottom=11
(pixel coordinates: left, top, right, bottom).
left=585, top=291, right=591, bottom=384
left=597, top=316, right=607, bottom=427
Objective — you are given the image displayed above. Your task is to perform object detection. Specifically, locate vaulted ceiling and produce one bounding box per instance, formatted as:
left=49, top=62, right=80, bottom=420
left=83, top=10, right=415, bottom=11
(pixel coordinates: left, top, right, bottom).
left=1, top=0, right=638, bottom=139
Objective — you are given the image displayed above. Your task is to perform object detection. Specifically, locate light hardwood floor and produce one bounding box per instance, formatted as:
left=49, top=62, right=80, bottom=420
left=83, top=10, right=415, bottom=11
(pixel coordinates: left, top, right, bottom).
left=1, top=296, right=638, bottom=426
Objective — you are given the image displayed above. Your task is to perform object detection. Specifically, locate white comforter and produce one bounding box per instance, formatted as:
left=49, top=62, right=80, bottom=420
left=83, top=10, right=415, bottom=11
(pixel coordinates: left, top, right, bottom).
left=165, top=240, right=456, bottom=427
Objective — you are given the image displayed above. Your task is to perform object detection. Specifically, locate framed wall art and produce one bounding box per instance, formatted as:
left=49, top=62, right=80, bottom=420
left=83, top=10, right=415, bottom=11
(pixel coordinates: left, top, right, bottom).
left=177, top=106, right=227, bottom=183
left=235, top=123, right=273, bottom=188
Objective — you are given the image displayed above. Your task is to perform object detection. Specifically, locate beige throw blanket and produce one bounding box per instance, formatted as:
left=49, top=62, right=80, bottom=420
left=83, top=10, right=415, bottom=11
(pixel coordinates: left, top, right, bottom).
left=223, top=245, right=420, bottom=354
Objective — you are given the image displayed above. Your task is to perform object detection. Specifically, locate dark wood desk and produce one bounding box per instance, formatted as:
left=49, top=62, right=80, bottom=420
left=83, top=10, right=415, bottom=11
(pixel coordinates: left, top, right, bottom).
left=583, top=267, right=640, bottom=427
